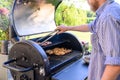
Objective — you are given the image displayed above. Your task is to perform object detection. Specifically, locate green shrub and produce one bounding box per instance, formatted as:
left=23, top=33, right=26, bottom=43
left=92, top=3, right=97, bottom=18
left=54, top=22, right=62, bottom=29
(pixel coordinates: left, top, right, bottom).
left=55, top=1, right=87, bottom=26
left=0, top=0, right=13, bottom=40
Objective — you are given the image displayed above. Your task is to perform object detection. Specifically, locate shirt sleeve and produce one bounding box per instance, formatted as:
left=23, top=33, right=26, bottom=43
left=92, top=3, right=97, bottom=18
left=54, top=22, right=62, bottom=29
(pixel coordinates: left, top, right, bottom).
left=88, top=20, right=95, bottom=33
left=102, top=15, right=120, bottom=65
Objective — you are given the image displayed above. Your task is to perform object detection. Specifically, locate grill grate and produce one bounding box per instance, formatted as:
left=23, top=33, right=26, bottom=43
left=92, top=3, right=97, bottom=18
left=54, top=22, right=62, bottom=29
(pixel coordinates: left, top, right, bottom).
left=49, top=50, right=83, bottom=72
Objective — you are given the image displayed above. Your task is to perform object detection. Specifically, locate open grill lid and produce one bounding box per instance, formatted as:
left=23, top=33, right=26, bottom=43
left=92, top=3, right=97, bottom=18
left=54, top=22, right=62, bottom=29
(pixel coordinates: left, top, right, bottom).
left=11, top=0, right=61, bottom=36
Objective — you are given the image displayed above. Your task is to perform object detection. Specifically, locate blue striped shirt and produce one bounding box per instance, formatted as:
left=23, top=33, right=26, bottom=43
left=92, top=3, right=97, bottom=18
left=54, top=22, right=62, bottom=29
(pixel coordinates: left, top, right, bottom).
left=88, top=0, right=120, bottom=80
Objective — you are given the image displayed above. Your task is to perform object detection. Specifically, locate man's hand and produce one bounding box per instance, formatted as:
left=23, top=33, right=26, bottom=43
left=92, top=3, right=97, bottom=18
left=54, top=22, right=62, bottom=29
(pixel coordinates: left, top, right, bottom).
left=56, top=25, right=70, bottom=34
left=101, top=65, right=120, bottom=80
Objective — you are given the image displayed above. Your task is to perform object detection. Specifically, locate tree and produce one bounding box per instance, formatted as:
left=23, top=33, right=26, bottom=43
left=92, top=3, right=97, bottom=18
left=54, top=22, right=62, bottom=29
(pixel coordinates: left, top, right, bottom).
left=0, top=0, right=13, bottom=40
left=55, top=0, right=87, bottom=26
left=86, top=10, right=95, bottom=23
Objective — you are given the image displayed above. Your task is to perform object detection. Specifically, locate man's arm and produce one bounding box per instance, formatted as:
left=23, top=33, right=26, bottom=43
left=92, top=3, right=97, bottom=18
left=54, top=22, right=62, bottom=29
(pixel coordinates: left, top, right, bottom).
left=101, top=65, right=120, bottom=80
left=56, top=24, right=90, bottom=34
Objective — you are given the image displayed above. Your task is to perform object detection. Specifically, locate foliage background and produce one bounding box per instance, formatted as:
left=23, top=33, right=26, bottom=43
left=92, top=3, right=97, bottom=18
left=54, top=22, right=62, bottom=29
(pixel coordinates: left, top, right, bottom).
left=55, top=0, right=95, bottom=26
left=55, top=2, right=87, bottom=26
left=0, top=0, right=13, bottom=40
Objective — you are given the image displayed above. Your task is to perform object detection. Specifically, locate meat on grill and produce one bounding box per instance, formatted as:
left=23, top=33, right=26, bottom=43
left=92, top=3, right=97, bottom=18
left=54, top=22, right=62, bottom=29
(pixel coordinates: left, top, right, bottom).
left=46, top=47, right=72, bottom=55
left=38, top=41, right=52, bottom=46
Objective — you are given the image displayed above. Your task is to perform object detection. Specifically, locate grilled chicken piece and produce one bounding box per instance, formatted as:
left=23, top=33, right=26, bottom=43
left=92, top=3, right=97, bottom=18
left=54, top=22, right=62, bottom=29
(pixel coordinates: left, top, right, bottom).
left=46, top=47, right=72, bottom=55
left=46, top=50, right=54, bottom=55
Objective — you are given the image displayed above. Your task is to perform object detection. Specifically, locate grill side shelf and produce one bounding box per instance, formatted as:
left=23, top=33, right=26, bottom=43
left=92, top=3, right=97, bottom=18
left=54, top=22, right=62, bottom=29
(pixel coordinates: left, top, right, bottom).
left=51, top=59, right=88, bottom=80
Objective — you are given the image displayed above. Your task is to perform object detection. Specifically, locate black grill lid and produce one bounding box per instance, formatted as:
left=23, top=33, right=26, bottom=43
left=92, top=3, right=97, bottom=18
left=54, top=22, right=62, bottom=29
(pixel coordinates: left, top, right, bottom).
left=11, top=0, right=61, bottom=36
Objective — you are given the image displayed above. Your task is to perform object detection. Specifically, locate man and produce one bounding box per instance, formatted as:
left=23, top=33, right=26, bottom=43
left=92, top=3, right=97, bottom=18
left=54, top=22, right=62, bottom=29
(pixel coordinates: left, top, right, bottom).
left=56, top=0, right=120, bottom=80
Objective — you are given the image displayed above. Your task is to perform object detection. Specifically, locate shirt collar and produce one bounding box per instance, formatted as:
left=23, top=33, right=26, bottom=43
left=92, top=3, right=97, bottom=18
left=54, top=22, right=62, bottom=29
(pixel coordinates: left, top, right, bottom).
left=96, top=0, right=114, bottom=16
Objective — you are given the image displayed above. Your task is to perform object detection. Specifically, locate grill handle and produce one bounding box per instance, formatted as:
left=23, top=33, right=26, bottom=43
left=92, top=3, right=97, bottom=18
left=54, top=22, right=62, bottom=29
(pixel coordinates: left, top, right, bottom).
left=3, top=59, right=33, bottom=72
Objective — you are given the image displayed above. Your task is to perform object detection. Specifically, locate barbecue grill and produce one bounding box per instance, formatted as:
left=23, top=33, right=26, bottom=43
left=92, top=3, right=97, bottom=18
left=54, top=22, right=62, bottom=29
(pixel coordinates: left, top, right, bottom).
left=3, top=0, right=88, bottom=80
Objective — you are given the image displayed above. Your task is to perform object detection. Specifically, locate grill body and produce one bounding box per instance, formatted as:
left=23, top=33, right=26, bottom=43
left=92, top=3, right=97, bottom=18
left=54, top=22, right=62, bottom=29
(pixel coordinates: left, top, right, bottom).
left=3, top=0, right=88, bottom=80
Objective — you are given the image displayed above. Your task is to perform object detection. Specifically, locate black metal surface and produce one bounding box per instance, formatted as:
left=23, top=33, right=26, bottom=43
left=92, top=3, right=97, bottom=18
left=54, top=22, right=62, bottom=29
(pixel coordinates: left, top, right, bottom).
left=52, top=59, right=88, bottom=80
left=8, top=40, right=50, bottom=80
left=49, top=50, right=82, bottom=72
left=42, top=33, right=83, bottom=52
left=12, top=69, right=34, bottom=80
left=3, top=59, right=34, bottom=72
left=33, top=32, right=84, bottom=75
left=42, top=33, right=84, bottom=75
left=6, top=32, right=85, bottom=80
